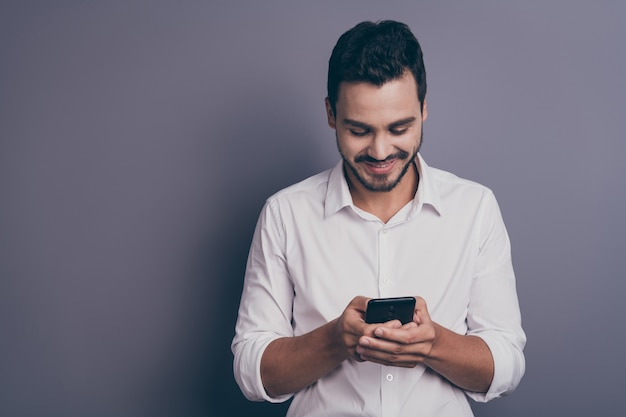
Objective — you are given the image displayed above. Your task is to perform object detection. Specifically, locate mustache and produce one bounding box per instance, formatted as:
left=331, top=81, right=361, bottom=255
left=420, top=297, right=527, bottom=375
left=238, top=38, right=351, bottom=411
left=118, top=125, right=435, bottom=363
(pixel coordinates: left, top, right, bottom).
left=354, top=150, right=410, bottom=164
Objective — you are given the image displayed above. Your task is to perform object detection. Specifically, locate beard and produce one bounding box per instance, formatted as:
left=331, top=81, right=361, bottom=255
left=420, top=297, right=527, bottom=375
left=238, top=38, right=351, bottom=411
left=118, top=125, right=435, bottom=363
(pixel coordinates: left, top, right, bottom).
left=338, top=131, right=422, bottom=193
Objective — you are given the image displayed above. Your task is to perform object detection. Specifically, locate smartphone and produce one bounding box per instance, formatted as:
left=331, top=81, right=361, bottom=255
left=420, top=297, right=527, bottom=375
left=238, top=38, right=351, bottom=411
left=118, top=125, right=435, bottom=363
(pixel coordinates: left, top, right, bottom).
left=365, top=296, right=416, bottom=325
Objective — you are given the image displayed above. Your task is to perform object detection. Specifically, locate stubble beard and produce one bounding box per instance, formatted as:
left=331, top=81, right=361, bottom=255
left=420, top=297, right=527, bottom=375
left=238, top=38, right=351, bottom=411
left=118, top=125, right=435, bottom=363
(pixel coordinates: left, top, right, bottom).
left=338, top=131, right=422, bottom=193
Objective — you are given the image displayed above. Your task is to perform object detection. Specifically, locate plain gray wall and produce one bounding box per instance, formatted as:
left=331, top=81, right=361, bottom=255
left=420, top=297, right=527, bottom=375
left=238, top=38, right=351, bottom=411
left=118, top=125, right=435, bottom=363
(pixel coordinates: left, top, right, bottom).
left=1, top=1, right=625, bottom=416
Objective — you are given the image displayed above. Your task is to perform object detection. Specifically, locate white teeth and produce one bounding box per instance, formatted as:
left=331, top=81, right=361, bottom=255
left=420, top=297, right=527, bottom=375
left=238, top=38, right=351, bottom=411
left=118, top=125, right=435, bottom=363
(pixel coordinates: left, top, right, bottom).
left=370, top=162, right=390, bottom=168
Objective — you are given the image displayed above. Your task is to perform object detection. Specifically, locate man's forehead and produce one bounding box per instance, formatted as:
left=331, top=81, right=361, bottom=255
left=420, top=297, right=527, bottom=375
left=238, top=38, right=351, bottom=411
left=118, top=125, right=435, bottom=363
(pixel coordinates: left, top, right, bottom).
left=335, top=75, right=421, bottom=118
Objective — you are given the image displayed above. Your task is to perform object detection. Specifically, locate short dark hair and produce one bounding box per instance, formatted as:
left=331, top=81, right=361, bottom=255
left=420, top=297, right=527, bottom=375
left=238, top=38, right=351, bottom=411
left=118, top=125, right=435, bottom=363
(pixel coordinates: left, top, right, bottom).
left=327, top=20, right=427, bottom=115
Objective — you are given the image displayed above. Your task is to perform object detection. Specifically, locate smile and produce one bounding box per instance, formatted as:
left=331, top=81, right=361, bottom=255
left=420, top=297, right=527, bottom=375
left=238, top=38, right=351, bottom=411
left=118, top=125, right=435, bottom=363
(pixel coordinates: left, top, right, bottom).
left=364, top=158, right=397, bottom=175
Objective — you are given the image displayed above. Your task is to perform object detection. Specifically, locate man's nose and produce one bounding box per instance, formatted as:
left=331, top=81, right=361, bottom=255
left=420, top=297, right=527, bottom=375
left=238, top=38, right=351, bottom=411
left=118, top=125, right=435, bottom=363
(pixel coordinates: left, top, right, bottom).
left=368, top=133, right=393, bottom=161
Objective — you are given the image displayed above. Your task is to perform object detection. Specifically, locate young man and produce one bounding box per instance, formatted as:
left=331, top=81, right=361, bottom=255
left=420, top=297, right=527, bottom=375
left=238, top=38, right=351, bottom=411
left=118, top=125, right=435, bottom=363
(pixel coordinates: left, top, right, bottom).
left=232, top=20, right=525, bottom=416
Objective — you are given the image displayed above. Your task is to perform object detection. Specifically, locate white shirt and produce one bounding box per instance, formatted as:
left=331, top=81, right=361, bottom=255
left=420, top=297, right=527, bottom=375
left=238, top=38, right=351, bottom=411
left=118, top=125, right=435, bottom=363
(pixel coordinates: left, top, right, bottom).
left=232, top=154, right=526, bottom=417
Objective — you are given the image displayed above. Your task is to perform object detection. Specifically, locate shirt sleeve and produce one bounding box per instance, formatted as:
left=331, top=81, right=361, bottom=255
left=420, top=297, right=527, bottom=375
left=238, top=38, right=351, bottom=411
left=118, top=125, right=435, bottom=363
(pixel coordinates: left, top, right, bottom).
left=231, top=198, right=295, bottom=403
left=464, top=190, right=526, bottom=402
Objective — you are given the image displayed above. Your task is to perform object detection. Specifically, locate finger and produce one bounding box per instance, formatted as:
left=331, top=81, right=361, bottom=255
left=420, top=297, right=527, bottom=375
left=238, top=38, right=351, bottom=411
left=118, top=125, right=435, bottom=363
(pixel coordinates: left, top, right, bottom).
left=359, top=333, right=416, bottom=355
left=382, top=320, right=403, bottom=329
left=402, top=321, right=418, bottom=330
left=412, top=296, right=431, bottom=325
left=357, top=352, right=419, bottom=368
left=370, top=326, right=426, bottom=345
left=355, top=341, right=422, bottom=367
left=351, top=295, right=371, bottom=312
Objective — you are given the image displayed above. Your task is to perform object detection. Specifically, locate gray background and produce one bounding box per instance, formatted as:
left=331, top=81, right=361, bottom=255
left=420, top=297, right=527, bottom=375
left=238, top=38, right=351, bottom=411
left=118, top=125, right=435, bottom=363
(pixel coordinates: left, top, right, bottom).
left=1, top=1, right=624, bottom=416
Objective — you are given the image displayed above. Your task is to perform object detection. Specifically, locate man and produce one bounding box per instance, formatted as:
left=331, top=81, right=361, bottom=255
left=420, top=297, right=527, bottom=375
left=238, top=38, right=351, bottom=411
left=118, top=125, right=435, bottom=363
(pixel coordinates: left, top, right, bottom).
left=232, top=20, right=525, bottom=416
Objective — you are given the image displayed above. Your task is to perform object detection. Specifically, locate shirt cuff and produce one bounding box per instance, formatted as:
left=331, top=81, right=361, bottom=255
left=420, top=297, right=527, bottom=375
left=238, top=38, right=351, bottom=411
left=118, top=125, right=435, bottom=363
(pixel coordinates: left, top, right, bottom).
left=233, top=334, right=294, bottom=403
left=465, top=332, right=525, bottom=403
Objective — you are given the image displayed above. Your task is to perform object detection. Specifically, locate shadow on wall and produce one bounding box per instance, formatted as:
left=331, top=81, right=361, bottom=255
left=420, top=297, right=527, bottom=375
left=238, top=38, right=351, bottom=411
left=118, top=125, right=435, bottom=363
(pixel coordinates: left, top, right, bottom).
left=180, top=86, right=321, bottom=416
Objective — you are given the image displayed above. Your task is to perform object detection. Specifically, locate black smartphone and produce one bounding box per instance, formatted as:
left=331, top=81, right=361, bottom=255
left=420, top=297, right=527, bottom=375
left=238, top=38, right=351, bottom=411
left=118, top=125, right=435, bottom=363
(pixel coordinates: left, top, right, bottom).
left=365, top=296, right=416, bottom=324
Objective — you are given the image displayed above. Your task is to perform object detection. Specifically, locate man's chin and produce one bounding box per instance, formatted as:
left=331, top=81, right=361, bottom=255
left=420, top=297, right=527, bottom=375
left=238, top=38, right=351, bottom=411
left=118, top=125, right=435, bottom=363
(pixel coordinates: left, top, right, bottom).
left=359, top=174, right=400, bottom=192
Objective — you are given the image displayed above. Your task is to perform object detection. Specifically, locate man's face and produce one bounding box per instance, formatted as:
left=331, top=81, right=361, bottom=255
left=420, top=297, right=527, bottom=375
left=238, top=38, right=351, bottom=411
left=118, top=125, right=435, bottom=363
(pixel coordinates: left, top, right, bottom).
left=326, top=71, right=427, bottom=193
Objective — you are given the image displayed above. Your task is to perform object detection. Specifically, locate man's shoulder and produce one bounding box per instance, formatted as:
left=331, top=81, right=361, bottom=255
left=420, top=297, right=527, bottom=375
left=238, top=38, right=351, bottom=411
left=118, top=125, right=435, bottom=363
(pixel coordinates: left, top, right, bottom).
left=424, top=163, right=496, bottom=209
left=419, top=154, right=492, bottom=195
left=266, top=167, right=334, bottom=205
left=429, top=165, right=490, bottom=192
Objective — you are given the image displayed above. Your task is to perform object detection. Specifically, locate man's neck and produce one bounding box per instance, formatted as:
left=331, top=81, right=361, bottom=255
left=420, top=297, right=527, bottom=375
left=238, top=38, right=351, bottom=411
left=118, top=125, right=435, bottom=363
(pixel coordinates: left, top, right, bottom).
left=346, top=162, right=419, bottom=224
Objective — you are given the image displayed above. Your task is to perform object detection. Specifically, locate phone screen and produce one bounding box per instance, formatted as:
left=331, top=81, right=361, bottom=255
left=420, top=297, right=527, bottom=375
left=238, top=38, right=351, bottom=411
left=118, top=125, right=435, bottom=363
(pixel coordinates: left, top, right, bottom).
left=365, top=296, right=416, bottom=324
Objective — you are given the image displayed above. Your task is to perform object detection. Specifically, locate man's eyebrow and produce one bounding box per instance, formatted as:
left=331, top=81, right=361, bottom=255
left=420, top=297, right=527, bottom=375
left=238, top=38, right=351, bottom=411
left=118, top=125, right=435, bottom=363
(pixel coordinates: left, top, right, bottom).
left=389, top=117, right=417, bottom=128
left=342, top=117, right=417, bottom=129
left=342, top=119, right=371, bottom=129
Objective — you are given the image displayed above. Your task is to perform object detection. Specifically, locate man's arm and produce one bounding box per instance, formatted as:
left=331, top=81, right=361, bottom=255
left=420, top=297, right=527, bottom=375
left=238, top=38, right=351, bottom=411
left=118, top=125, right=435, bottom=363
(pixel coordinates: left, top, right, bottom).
left=355, top=296, right=494, bottom=393
left=260, top=296, right=371, bottom=397
left=261, top=320, right=346, bottom=397
left=423, top=323, right=494, bottom=393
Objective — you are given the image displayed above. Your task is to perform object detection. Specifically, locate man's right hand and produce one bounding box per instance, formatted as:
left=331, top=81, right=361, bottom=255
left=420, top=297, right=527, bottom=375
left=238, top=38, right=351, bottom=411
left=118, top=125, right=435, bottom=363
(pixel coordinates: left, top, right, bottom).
left=334, top=296, right=371, bottom=361
left=334, top=296, right=403, bottom=362
left=261, top=295, right=401, bottom=397
left=261, top=296, right=370, bottom=397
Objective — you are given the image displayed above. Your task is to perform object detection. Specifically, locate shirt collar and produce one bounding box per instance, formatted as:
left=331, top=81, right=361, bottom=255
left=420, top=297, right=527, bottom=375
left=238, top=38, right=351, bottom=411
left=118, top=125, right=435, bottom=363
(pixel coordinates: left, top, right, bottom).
left=324, top=160, right=353, bottom=218
left=413, top=153, right=443, bottom=216
left=324, top=153, right=443, bottom=219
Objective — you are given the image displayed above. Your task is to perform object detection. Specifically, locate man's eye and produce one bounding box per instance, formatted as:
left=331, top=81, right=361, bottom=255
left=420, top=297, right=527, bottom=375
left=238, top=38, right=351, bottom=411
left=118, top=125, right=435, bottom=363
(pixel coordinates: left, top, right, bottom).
left=350, top=129, right=369, bottom=137
left=390, top=128, right=408, bottom=136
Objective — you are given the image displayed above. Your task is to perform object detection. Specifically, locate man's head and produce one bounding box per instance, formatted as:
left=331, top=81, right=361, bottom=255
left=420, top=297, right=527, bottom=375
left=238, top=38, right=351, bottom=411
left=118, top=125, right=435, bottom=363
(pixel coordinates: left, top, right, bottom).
left=325, top=21, right=427, bottom=194
left=326, top=20, right=427, bottom=117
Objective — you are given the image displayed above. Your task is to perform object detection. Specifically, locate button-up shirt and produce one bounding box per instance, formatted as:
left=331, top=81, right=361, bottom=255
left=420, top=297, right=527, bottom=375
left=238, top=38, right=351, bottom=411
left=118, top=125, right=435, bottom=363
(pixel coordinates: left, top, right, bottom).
left=232, top=154, right=526, bottom=417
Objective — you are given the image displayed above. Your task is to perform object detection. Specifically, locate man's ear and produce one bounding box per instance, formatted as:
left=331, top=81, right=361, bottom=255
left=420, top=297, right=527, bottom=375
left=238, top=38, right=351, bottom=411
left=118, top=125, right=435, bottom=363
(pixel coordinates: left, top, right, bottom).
left=324, top=97, right=336, bottom=129
left=421, top=98, right=428, bottom=122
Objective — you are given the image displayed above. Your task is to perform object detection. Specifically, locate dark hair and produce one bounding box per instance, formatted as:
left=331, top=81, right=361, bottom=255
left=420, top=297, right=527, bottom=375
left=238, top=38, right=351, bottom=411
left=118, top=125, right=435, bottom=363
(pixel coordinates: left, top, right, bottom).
left=327, top=20, right=427, bottom=115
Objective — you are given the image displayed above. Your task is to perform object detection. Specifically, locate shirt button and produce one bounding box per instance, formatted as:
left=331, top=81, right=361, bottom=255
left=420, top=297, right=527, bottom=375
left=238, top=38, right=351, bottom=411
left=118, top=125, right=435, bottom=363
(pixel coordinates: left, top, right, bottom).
left=386, top=373, right=393, bottom=381
left=382, top=229, right=388, bottom=234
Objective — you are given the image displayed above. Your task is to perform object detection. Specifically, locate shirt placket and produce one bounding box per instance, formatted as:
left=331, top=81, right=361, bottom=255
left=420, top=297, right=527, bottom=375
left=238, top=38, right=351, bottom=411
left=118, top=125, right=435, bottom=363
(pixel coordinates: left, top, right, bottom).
left=378, top=225, right=401, bottom=416
left=378, top=226, right=391, bottom=297
left=380, top=365, right=401, bottom=416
